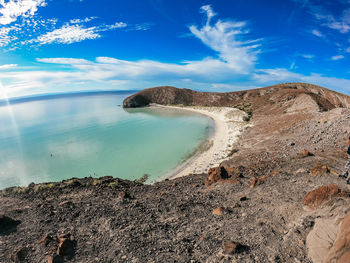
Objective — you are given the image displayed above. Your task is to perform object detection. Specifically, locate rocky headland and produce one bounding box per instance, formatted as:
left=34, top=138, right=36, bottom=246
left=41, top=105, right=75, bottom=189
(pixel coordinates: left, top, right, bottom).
left=1, top=83, right=350, bottom=263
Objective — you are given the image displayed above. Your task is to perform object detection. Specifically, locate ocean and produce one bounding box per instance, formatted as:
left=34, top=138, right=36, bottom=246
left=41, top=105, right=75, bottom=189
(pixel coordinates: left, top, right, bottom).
left=0, top=91, right=214, bottom=189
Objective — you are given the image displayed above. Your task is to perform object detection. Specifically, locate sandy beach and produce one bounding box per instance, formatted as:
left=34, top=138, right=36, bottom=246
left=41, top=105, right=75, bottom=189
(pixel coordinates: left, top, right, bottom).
left=152, top=105, right=250, bottom=179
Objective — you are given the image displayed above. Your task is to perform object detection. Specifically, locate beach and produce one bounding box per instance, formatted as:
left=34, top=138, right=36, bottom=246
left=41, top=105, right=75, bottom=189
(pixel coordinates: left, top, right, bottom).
left=152, top=105, right=250, bottom=178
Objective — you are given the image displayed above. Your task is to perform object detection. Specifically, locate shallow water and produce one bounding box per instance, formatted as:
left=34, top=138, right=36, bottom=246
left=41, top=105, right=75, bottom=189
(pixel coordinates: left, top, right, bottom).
left=0, top=92, right=214, bottom=189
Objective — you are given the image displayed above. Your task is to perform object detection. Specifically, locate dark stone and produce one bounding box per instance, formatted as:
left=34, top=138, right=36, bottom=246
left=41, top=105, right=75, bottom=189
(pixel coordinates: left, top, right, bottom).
left=0, top=214, right=21, bottom=235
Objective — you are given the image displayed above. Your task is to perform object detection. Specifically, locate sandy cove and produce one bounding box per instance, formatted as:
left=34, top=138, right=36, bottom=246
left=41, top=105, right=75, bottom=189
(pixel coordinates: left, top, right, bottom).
left=151, top=104, right=250, bottom=179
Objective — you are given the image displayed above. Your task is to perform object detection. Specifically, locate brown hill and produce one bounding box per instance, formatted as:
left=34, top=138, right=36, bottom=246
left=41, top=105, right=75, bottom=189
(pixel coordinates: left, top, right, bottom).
left=123, top=83, right=350, bottom=115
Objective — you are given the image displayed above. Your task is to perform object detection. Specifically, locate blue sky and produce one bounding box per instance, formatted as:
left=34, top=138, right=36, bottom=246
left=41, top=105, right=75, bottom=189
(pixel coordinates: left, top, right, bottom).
left=0, top=0, right=350, bottom=98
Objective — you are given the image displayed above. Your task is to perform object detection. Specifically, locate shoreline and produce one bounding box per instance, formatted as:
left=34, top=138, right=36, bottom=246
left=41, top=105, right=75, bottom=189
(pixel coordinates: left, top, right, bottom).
left=151, top=104, right=250, bottom=179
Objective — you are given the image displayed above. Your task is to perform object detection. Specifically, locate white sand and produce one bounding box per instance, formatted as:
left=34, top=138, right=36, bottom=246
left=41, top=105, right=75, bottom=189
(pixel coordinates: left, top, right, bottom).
left=152, top=105, right=250, bottom=179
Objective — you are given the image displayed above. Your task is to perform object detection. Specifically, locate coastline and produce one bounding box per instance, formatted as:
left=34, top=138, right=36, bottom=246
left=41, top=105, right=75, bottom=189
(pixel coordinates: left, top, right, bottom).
left=151, top=104, right=250, bottom=179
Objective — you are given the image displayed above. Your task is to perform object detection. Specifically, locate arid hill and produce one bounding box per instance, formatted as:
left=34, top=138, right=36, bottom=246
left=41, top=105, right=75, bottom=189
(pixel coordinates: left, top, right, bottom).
left=1, top=83, right=350, bottom=263
left=123, top=83, right=350, bottom=115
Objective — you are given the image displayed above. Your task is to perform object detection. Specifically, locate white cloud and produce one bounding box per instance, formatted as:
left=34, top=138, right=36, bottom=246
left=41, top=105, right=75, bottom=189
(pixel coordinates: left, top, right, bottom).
left=346, top=47, right=350, bottom=53
left=301, top=54, right=314, bottom=59
left=311, top=29, right=325, bottom=38
left=308, top=4, right=350, bottom=33
left=69, top=16, right=97, bottom=24
left=34, top=24, right=101, bottom=44
left=99, top=22, right=127, bottom=31
left=331, top=55, right=345, bottom=60
left=188, top=5, right=261, bottom=74
left=0, top=0, right=46, bottom=25
left=0, top=64, right=17, bottom=69
left=25, top=21, right=128, bottom=45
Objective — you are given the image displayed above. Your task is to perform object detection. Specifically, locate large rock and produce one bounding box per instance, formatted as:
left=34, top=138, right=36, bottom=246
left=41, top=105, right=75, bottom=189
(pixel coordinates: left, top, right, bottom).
left=302, top=184, right=340, bottom=210
left=205, top=165, right=241, bottom=187
left=326, top=213, right=350, bottom=262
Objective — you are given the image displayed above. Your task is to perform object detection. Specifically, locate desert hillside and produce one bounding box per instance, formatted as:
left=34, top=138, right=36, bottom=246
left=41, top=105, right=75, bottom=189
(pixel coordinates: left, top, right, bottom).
left=1, top=83, right=350, bottom=263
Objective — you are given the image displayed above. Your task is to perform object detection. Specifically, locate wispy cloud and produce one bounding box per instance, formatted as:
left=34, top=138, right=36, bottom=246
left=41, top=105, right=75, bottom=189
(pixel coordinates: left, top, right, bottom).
left=189, top=5, right=261, bottom=73
left=311, top=29, right=325, bottom=38
left=69, top=16, right=97, bottom=24
left=0, top=64, right=17, bottom=69
left=26, top=21, right=128, bottom=45
left=301, top=54, right=314, bottom=59
left=302, top=1, right=350, bottom=34
left=331, top=55, right=345, bottom=60
left=0, top=0, right=46, bottom=25
left=34, top=24, right=101, bottom=45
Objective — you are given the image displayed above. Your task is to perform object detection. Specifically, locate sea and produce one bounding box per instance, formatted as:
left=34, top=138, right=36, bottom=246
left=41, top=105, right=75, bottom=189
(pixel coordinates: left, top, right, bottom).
left=0, top=91, right=214, bottom=189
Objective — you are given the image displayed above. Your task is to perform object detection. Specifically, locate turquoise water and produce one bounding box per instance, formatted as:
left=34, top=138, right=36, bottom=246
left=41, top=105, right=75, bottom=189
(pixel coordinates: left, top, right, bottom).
left=0, top=92, right=214, bottom=189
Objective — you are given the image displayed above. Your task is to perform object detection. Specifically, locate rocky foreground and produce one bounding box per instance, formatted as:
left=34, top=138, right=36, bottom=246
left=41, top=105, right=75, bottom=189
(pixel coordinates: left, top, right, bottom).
left=1, top=83, right=350, bottom=263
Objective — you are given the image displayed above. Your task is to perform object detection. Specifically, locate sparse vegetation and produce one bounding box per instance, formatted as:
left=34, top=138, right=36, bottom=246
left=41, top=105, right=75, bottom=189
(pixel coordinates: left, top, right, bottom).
left=227, top=148, right=239, bottom=157
left=234, top=103, right=253, bottom=122
left=33, top=183, right=54, bottom=192
left=108, top=181, right=119, bottom=189
left=93, top=178, right=101, bottom=186
left=12, top=186, right=29, bottom=194
left=134, top=174, right=149, bottom=184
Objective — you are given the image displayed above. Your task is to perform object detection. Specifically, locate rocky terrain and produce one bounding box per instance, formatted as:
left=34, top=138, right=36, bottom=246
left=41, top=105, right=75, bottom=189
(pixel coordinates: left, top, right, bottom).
left=1, top=83, right=350, bottom=263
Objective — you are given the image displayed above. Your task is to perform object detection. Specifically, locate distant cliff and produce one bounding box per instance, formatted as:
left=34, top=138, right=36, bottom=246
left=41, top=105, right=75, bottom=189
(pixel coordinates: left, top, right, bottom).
left=123, top=83, right=350, bottom=115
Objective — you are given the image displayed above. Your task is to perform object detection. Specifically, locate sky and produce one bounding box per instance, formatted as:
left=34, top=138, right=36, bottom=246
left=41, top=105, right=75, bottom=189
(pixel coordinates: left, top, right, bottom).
left=0, top=0, right=350, bottom=99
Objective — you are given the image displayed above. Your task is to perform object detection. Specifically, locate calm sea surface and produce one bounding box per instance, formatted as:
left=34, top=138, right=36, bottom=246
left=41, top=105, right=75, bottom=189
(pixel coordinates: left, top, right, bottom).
left=0, top=92, right=214, bottom=189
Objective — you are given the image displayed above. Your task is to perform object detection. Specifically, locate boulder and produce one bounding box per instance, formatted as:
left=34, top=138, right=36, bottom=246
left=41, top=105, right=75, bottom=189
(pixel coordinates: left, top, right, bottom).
left=302, top=184, right=340, bottom=210
left=326, top=213, right=350, bottom=263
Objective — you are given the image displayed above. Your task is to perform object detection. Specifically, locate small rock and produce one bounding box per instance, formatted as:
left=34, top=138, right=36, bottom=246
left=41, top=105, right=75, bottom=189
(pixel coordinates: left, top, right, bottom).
left=57, top=233, right=75, bottom=256
left=118, top=191, right=131, bottom=200
left=39, top=234, right=55, bottom=246
left=297, top=149, right=314, bottom=158
left=239, top=196, right=247, bottom=201
left=212, top=207, right=224, bottom=216
left=46, top=254, right=63, bottom=263
left=223, top=241, right=238, bottom=255
left=309, top=165, right=330, bottom=176
left=250, top=176, right=267, bottom=188
left=10, top=247, right=27, bottom=263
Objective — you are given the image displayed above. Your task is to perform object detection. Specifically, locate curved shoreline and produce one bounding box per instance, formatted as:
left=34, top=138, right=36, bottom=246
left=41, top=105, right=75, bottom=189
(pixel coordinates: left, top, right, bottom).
left=152, top=105, right=250, bottom=179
